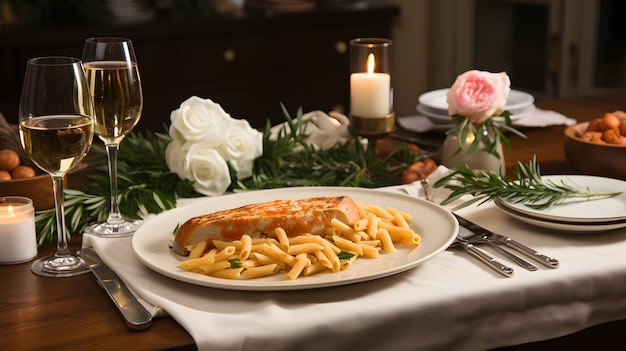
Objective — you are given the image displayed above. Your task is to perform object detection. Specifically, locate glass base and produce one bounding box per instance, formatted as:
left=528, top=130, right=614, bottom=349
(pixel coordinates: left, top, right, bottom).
left=84, top=219, right=142, bottom=237
left=31, top=252, right=89, bottom=278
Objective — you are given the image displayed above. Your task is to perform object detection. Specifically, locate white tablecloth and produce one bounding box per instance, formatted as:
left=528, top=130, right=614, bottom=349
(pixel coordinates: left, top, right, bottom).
left=81, top=181, right=626, bottom=351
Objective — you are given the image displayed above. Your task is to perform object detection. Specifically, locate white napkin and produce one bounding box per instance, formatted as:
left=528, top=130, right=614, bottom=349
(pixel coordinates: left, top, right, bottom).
left=399, top=108, right=577, bottom=134
left=397, top=115, right=450, bottom=133
left=81, top=175, right=626, bottom=351
left=513, top=108, right=577, bottom=127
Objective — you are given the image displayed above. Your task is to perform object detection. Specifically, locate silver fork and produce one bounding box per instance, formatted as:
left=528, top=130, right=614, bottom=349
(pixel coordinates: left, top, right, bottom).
left=419, top=180, right=537, bottom=271
left=457, top=224, right=538, bottom=271
left=449, top=236, right=514, bottom=277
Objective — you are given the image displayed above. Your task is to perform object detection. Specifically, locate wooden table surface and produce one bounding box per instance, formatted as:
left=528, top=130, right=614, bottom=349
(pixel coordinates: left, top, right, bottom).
left=1, top=92, right=625, bottom=351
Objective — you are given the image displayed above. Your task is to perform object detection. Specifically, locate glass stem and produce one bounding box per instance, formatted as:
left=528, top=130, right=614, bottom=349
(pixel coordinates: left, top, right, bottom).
left=52, top=174, right=70, bottom=256
left=105, top=143, right=123, bottom=224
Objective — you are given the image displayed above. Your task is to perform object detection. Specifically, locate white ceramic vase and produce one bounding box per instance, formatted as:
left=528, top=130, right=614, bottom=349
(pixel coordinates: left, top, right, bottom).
left=441, top=124, right=505, bottom=174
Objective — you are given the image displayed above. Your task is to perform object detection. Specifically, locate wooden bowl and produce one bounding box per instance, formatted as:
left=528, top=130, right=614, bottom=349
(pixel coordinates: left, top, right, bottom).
left=0, top=173, right=56, bottom=211
left=563, top=122, right=626, bottom=180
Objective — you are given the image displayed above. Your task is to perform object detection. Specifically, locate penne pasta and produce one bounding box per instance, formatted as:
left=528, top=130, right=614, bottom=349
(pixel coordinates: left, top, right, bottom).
left=366, top=204, right=394, bottom=220
left=196, top=260, right=232, bottom=274
left=213, top=240, right=242, bottom=251
left=287, top=243, right=325, bottom=255
left=274, top=227, right=290, bottom=250
left=366, top=213, right=379, bottom=239
left=303, top=261, right=328, bottom=276
left=210, top=267, right=244, bottom=279
left=377, top=228, right=396, bottom=253
left=241, top=264, right=280, bottom=279
left=286, top=253, right=311, bottom=280
left=187, top=241, right=208, bottom=260
left=239, top=235, right=252, bottom=260
left=353, top=217, right=369, bottom=231
left=332, top=235, right=363, bottom=256
left=177, top=202, right=422, bottom=281
left=263, top=243, right=298, bottom=267
left=214, top=246, right=237, bottom=262
left=359, top=242, right=380, bottom=258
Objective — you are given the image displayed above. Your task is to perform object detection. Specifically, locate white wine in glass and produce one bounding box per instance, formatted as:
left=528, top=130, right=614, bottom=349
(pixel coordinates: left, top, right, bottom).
left=82, top=37, right=143, bottom=236
left=19, top=57, right=94, bottom=277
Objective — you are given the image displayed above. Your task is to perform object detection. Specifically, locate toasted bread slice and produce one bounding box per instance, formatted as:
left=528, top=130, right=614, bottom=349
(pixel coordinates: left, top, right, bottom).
left=173, top=196, right=361, bottom=255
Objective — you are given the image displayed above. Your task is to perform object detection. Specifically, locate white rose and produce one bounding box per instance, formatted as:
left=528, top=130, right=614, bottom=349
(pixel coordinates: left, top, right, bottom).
left=167, top=141, right=232, bottom=196
left=164, top=138, right=185, bottom=177
left=169, top=96, right=232, bottom=145
left=217, top=118, right=263, bottom=179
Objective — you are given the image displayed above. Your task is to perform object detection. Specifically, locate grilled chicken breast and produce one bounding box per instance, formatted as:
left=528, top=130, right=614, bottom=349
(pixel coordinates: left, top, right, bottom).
left=173, top=196, right=361, bottom=255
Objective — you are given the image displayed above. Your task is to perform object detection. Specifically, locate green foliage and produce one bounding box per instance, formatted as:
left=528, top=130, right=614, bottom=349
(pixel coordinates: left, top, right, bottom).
left=35, top=106, right=423, bottom=244
left=232, top=104, right=422, bottom=191
left=447, top=112, right=526, bottom=158
left=433, top=156, right=623, bottom=210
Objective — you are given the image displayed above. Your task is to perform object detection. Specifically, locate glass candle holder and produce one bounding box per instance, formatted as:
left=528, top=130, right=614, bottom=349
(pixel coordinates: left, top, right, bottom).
left=349, top=38, right=395, bottom=139
left=0, top=196, right=37, bottom=264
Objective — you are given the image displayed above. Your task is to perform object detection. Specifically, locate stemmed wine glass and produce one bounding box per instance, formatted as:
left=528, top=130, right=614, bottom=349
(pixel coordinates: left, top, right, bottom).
left=81, top=37, right=143, bottom=237
left=19, top=57, right=95, bottom=277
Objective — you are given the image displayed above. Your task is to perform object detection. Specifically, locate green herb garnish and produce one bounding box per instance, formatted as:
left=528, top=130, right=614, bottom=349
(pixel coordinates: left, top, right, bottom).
left=228, top=258, right=241, bottom=268
left=434, top=156, right=623, bottom=210
left=337, top=251, right=356, bottom=260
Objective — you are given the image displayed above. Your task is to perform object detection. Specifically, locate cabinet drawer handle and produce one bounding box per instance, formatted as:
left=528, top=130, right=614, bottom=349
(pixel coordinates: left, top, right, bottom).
left=223, top=49, right=236, bottom=63
left=334, top=41, right=347, bottom=54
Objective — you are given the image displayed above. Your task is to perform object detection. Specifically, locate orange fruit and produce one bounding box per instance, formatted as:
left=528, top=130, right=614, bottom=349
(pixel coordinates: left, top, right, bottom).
left=0, top=149, right=20, bottom=171
left=11, top=165, right=36, bottom=179
left=0, top=170, right=11, bottom=180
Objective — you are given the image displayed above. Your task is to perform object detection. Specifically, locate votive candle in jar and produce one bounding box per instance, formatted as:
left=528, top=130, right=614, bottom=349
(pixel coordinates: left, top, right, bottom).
left=349, top=38, right=393, bottom=118
left=0, top=196, right=37, bottom=264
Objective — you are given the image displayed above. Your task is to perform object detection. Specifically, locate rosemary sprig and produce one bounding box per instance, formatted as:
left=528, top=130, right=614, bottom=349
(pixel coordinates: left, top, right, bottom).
left=35, top=105, right=423, bottom=244
left=433, top=156, right=623, bottom=210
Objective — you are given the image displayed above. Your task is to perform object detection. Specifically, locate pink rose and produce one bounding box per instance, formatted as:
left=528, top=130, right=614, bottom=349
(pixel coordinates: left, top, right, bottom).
left=447, top=70, right=511, bottom=124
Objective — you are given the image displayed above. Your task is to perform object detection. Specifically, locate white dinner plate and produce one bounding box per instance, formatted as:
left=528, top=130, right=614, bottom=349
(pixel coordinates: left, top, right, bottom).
left=496, top=175, right=626, bottom=223
left=417, top=104, right=528, bottom=126
left=494, top=197, right=626, bottom=233
left=132, top=187, right=458, bottom=291
left=418, top=88, right=535, bottom=115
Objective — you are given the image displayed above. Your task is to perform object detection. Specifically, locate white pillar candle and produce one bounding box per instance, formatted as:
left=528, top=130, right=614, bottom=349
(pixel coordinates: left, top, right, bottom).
left=350, top=53, right=390, bottom=117
left=0, top=197, right=37, bottom=264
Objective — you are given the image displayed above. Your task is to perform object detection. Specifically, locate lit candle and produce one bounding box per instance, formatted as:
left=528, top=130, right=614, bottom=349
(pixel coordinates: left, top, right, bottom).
left=350, top=53, right=391, bottom=117
left=0, top=197, right=37, bottom=264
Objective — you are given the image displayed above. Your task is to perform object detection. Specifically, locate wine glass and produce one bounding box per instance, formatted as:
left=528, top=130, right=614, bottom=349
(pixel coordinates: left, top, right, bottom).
left=18, top=57, right=95, bottom=277
left=81, top=37, right=143, bottom=237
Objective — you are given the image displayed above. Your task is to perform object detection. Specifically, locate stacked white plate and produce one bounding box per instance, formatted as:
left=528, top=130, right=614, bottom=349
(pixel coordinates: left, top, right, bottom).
left=494, top=175, right=626, bottom=233
left=416, top=88, right=536, bottom=126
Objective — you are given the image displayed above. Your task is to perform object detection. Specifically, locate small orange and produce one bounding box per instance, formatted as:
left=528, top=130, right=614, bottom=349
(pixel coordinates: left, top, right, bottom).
left=11, top=165, right=36, bottom=179
left=0, top=170, right=11, bottom=180
left=0, top=149, right=20, bottom=171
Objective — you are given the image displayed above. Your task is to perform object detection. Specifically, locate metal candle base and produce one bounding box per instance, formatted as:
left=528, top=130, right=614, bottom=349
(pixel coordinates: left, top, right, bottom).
left=349, top=112, right=396, bottom=139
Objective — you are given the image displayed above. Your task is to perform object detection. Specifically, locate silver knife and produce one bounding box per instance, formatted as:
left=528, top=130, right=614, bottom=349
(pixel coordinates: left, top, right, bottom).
left=454, top=214, right=560, bottom=269
left=81, top=248, right=153, bottom=330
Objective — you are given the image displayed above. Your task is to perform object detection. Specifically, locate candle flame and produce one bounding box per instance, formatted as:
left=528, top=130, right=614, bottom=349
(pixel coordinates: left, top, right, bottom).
left=366, top=53, right=375, bottom=74
left=7, top=204, right=14, bottom=217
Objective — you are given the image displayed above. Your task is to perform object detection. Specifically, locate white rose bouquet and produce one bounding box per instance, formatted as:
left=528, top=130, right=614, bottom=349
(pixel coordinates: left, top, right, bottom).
left=446, top=70, right=525, bottom=157
left=165, top=96, right=263, bottom=196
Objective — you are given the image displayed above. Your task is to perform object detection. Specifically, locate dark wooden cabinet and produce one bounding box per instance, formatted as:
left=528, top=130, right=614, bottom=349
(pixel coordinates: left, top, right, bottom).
left=0, top=5, right=399, bottom=131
